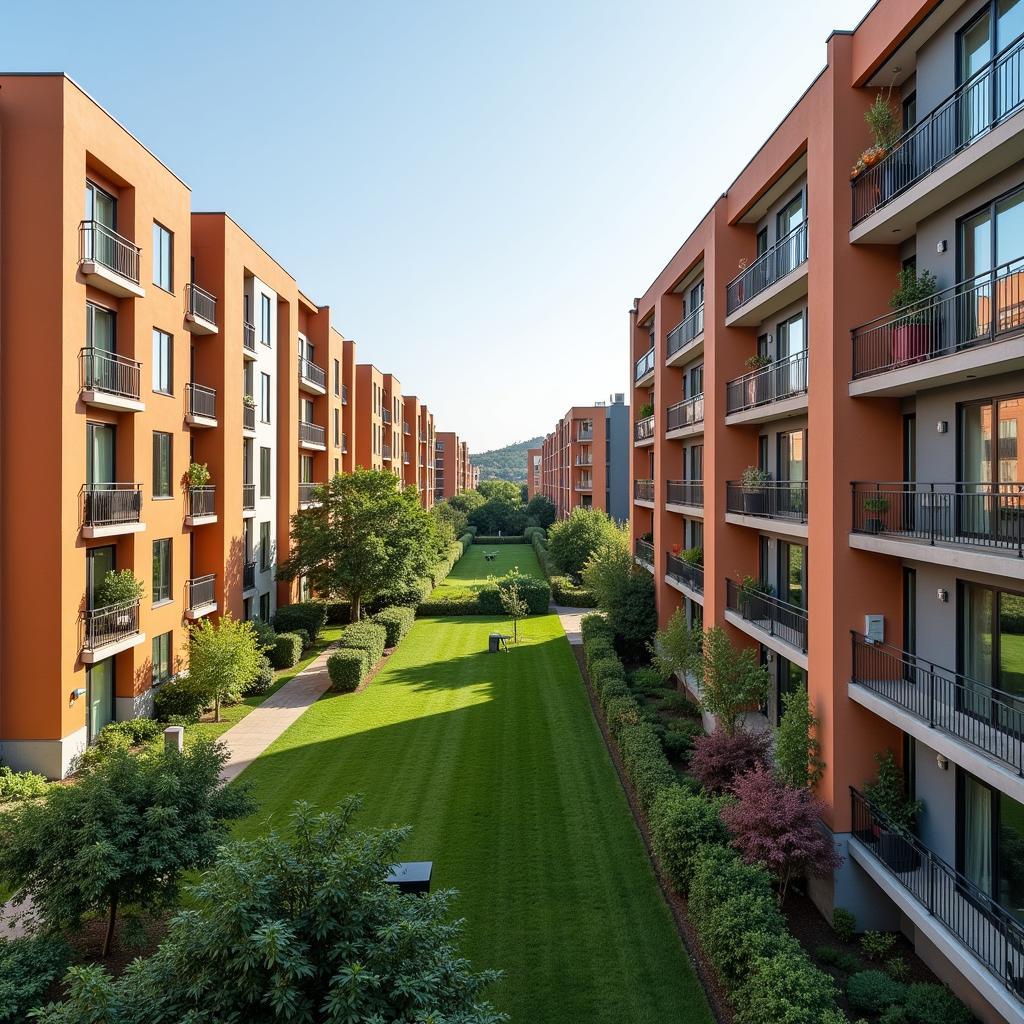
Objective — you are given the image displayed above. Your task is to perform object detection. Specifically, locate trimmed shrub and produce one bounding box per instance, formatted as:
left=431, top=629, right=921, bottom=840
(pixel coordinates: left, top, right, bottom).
left=903, top=983, right=972, bottom=1024
left=832, top=906, right=857, bottom=942
left=373, top=606, right=415, bottom=647
left=154, top=677, right=207, bottom=723
left=661, top=718, right=705, bottom=762
left=473, top=535, right=526, bottom=544
left=618, top=721, right=675, bottom=814
left=270, top=632, right=304, bottom=670
left=604, top=695, right=643, bottom=739
left=477, top=574, right=550, bottom=615
left=272, top=602, right=327, bottom=643
left=365, top=577, right=433, bottom=614
left=524, top=526, right=546, bottom=544
left=417, top=592, right=482, bottom=616
left=589, top=658, right=626, bottom=693
left=689, top=728, right=772, bottom=794
left=0, top=934, right=70, bottom=1022
left=337, top=620, right=387, bottom=667
left=650, top=785, right=730, bottom=894
left=550, top=575, right=597, bottom=607
left=580, top=613, right=614, bottom=645
left=630, top=667, right=666, bottom=694
left=243, top=655, right=275, bottom=697
left=584, top=636, right=616, bottom=666
left=733, top=942, right=840, bottom=1024
left=325, top=601, right=351, bottom=625
left=250, top=619, right=277, bottom=651
left=847, top=970, right=907, bottom=1014
left=327, top=649, right=370, bottom=693
left=816, top=944, right=861, bottom=972
left=0, top=765, right=49, bottom=803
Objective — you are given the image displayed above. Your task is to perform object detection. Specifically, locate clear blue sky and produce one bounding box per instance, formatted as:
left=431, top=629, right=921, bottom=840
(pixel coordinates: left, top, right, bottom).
left=6, top=0, right=872, bottom=452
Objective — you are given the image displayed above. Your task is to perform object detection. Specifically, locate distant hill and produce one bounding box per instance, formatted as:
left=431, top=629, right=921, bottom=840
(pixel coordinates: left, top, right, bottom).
left=471, top=436, right=543, bottom=483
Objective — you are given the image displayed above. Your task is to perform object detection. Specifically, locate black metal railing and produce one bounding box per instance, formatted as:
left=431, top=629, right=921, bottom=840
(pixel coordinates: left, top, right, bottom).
left=576, top=477, right=593, bottom=491
left=727, top=480, right=808, bottom=522
left=79, top=348, right=141, bottom=402
left=341, top=383, right=349, bottom=404
left=851, top=787, right=1024, bottom=998
left=851, top=258, right=1024, bottom=379
left=186, top=382, right=216, bottom=421
left=188, top=485, right=215, bottom=519
left=726, top=221, right=808, bottom=314
left=243, top=561, right=256, bottom=591
left=726, top=350, right=808, bottom=414
left=851, top=481, right=1023, bottom=557
left=667, top=480, right=703, bottom=507
left=81, top=599, right=141, bottom=651
left=81, top=483, right=142, bottom=528
left=852, top=36, right=1024, bottom=224
left=635, top=538, right=654, bottom=565
left=243, top=403, right=256, bottom=432
left=243, top=321, right=256, bottom=353
left=725, top=578, right=807, bottom=651
left=342, top=432, right=349, bottom=453
left=79, top=221, right=140, bottom=284
left=382, top=444, right=393, bottom=460
left=634, top=478, right=655, bottom=502
left=186, top=283, right=217, bottom=324
left=851, top=632, right=1024, bottom=775
left=242, top=483, right=256, bottom=510
left=635, top=346, right=655, bottom=381
left=667, top=304, right=704, bottom=359
left=667, top=553, right=703, bottom=593
left=300, top=420, right=325, bottom=447
left=299, top=357, right=326, bottom=389
left=299, top=482, right=322, bottom=505
left=667, top=394, right=704, bottom=432
left=187, top=574, right=216, bottom=611
left=634, top=416, right=655, bottom=443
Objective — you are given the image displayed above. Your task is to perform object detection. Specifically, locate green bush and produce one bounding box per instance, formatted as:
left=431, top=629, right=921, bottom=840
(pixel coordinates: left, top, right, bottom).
left=326, top=650, right=369, bottom=693
left=650, top=785, right=729, bottom=894
left=243, top=655, right=275, bottom=697
left=324, top=602, right=351, bottom=625
left=473, top=535, right=525, bottom=544
left=272, top=602, right=327, bottom=643
left=588, top=656, right=625, bottom=688
left=861, top=929, right=897, bottom=960
left=270, top=632, right=304, bottom=670
left=580, top=612, right=614, bottom=645
left=250, top=619, right=277, bottom=651
left=603, top=695, right=643, bottom=739
left=584, top=636, right=616, bottom=665
left=618, top=721, right=675, bottom=815
left=524, top=526, right=546, bottom=544
left=903, top=984, right=972, bottom=1024
left=373, top=606, right=415, bottom=647
left=733, top=942, right=840, bottom=1024
left=832, top=906, right=857, bottom=942
left=661, top=718, right=704, bottom=762
left=847, top=970, right=907, bottom=1014
left=816, top=944, right=861, bottom=972
left=629, top=667, right=666, bottom=694
left=417, top=592, right=482, bottom=616
left=0, top=934, right=70, bottom=1022
left=337, top=621, right=387, bottom=667
left=365, top=577, right=433, bottom=614
left=477, top=573, right=550, bottom=615
left=0, top=766, right=48, bottom=803
left=550, top=576, right=597, bottom=607
left=154, top=677, right=207, bottom=722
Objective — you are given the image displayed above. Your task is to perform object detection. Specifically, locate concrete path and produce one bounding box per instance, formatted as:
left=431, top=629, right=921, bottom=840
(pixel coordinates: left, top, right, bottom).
left=553, top=605, right=595, bottom=646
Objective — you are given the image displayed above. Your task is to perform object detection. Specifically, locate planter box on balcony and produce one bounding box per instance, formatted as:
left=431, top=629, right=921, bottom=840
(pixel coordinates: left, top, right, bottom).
left=893, top=324, right=931, bottom=366
left=742, top=490, right=765, bottom=515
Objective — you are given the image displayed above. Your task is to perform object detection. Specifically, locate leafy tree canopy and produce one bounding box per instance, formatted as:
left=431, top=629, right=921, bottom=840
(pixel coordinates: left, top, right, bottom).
left=548, top=507, right=621, bottom=578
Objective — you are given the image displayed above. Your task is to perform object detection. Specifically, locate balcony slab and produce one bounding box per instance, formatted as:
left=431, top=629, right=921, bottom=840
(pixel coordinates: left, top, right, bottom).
left=298, top=377, right=327, bottom=396
left=726, top=512, right=807, bottom=540
left=849, top=531, right=1023, bottom=579
left=185, top=413, right=218, bottom=429
left=80, top=631, right=146, bottom=664
left=666, top=422, right=704, bottom=441
left=184, top=312, right=217, bottom=336
left=725, top=390, right=808, bottom=427
left=665, top=573, right=704, bottom=605
left=80, top=389, right=145, bottom=413
left=185, top=514, right=217, bottom=527
left=724, top=608, right=808, bottom=669
left=665, top=334, right=704, bottom=369
left=185, top=601, right=218, bottom=621
left=633, top=498, right=655, bottom=509
left=725, top=261, right=808, bottom=328
left=634, top=436, right=654, bottom=448
left=666, top=502, right=703, bottom=518
left=81, top=521, right=145, bottom=540
left=299, top=440, right=327, bottom=452
left=78, top=260, right=145, bottom=299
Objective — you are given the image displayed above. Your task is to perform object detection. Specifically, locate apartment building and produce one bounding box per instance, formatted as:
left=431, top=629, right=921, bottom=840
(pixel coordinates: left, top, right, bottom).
left=527, top=446, right=543, bottom=498
left=541, top=396, right=629, bottom=521
left=435, top=431, right=461, bottom=499
left=629, top=4, right=1024, bottom=1019
left=355, top=364, right=386, bottom=472
left=403, top=396, right=435, bottom=507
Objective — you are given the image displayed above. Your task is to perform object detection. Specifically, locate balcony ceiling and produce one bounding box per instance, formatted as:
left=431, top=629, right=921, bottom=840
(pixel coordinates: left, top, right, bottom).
left=737, top=154, right=807, bottom=225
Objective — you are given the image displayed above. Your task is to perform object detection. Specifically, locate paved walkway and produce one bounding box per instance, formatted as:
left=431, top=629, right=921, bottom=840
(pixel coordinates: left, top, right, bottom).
left=553, top=605, right=595, bottom=646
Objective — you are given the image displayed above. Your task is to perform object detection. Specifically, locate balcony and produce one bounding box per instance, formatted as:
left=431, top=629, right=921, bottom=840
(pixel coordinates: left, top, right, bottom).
left=185, top=383, right=217, bottom=428
left=726, top=480, right=807, bottom=538
left=78, top=221, right=143, bottom=298
left=342, top=384, right=349, bottom=405
left=242, top=483, right=256, bottom=515
left=184, top=283, right=218, bottom=335
left=635, top=346, right=655, bottom=385
left=80, top=599, right=144, bottom=662
left=382, top=409, right=392, bottom=425
left=851, top=36, right=1024, bottom=244
left=666, top=394, right=704, bottom=437
left=403, top=451, right=410, bottom=465
left=850, top=481, right=1023, bottom=575
left=576, top=429, right=594, bottom=442
left=299, top=420, right=326, bottom=451
left=666, top=552, right=703, bottom=597
left=725, top=578, right=807, bottom=656
left=79, top=348, right=143, bottom=412
left=634, top=415, right=655, bottom=445
left=382, top=444, right=393, bottom=461
left=666, top=304, right=704, bottom=367
left=849, top=788, right=1024, bottom=1019
left=243, top=560, right=257, bottom=593
left=298, top=357, right=327, bottom=394
left=576, top=477, right=593, bottom=492
left=186, top=485, right=216, bottom=526
left=299, top=482, right=323, bottom=507
left=667, top=480, right=703, bottom=511
left=403, top=420, right=411, bottom=435
left=574, top=455, right=593, bottom=467
left=185, top=574, right=217, bottom=620
left=725, top=221, right=808, bottom=327
left=634, top=478, right=655, bottom=506
left=725, top=351, right=808, bottom=424
left=634, top=538, right=654, bottom=569
left=80, top=483, right=143, bottom=539
left=850, top=259, right=1024, bottom=396
left=243, top=320, right=257, bottom=359
left=243, top=403, right=256, bottom=433
left=342, top=432, right=349, bottom=454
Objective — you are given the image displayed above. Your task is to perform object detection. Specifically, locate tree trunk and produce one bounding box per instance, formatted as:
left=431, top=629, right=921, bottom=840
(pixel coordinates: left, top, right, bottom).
left=352, top=594, right=362, bottom=622
left=102, top=893, right=118, bottom=958
left=215, top=694, right=221, bottom=723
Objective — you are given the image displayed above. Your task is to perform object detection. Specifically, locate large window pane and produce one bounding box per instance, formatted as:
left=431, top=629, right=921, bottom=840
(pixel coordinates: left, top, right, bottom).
left=152, top=539, right=171, bottom=604
left=152, top=329, right=172, bottom=395
left=152, top=222, right=173, bottom=291
left=153, top=432, right=172, bottom=497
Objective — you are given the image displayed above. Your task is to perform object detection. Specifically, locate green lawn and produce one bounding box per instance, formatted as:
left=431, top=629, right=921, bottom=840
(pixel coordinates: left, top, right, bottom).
left=234, top=548, right=711, bottom=1023
left=429, top=542, right=542, bottom=597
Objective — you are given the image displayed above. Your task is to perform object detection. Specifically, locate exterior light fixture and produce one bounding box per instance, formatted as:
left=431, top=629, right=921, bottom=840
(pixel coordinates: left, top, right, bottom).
left=937, top=588, right=949, bottom=603
left=936, top=754, right=949, bottom=771
left=70, top=688, right=86, bottom=701
left=937, top=421, right=948, bottom=434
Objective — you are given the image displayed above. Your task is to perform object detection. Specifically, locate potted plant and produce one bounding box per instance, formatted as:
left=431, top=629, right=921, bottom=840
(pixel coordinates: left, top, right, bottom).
left=862, top=495, right=891, bottom=535
left=681, top=546, right=703, bottom=567
left=638, top=402, right=654, bottom=419
left=864, top=751, right=923, bottom=872
left=745, top=353, right=771, bottom=371
left=186, top=461, right=211, bottom=488
left=851, top=93, right=900, bottom=182
left=94, top=570, right=145, bottom=627
left=740, top=465, right=769, bottom=515
left=243, top=394, right=256, bottom=409
left=738, top=574, right=773, bottom=617
left=890, top=267, right=938, bottom=366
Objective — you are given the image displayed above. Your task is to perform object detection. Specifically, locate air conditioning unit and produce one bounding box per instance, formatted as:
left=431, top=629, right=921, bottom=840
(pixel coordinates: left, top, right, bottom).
left=612, top=393, right=625, bottom=405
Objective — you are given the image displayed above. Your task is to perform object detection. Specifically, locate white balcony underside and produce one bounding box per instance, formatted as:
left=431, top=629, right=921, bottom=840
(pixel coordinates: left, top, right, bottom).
left=80, top=631, right=146, bottom=664
left=81, top=521, right=145, bottom=539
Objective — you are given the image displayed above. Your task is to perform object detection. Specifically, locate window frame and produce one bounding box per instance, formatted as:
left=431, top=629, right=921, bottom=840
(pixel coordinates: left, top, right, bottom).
left=152, top=431, right=172, bottom=498
left=151, top=328, right=173, bottom=396
left=260, top=446, right=272, bottom=498
left=151, top=631, right=173, bottom=686
left=152, top=221, right=174, bottom=292
left=152, top=538, right=172, bottom=605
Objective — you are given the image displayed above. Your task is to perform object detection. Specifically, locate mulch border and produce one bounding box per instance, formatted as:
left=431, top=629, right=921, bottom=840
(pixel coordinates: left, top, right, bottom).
left=570, top=645, right=734, bottom=1024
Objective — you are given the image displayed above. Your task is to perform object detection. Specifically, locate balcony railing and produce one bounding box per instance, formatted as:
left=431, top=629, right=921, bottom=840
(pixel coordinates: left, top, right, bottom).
left=243, top=404, right=256, bottom=432
left=851, top=481, right=1023, bottom=558
left=298, top=357, right=326, bottom=390
left=851, top=632, right=1024, bottom=776
left=299, top=482, right=322, bottom=505
left=382, top=409, right=392, bottom=424
left=243, top=321, right=256, bottom=353
left=576, top=477, right=593, bottom=491
left=382, top=444, right=393, bottom=460
left=635, top=538, right=654, bottom=565
left=188, top=485, right=215, bottom=519
left=243, top=560, right=256, bottom=591
left=851, top=258, right=1024, bottom=379
left=342, top=432, right=349, bottom=453
left=727, top=480, right=808, bottom=522
left=242, top=483, right=256, bottom=511
left=852, top=36, right=1024, bottom=225
left=186, top=382, right=216, bottom=420
left=341, top=383, right=349, bottom=404
left=635, top=346, right=655, bottom=382
left=726, top=221, right=808, bottom=315
left=634, top=416, right=655, bottom=443
left=666, top=553, right=703, bottom=593
left=299, top=420, right=325, bottom=447
left=79, top=348, right=141, bottom=402
left=186, top=283, right=217, bottom=324
left=667, top=304, right=704, bottom=359
left=577, top=429, right=594, bottom=442
left=726, top=351, right=808, bottom=414
left=725, top=578, right=807, bottom=652
left=81, top=483, right=142, bottom=528
left=79, top=221, right=140, bottom=284
left=850, top=787, right=1024, bottom=1000
left=667, top=480, right=703, bottom=508
left=403, top=420, right=411, bottom=435
left=403, top=451, right=410, bottom=464
left=667, top=394, right=704, bottom=432
left=187, top=574, right=216, bottom=611
left=634, top=478, right=655, bottom=502
left=81, top=599, right=141, bottom=652
left=574, top=455, right=593, bottom=467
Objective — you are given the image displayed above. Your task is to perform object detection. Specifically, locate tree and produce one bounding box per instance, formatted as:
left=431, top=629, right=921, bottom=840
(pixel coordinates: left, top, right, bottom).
left=185, top=613, right=261, bottom=722
left=651, top=606, right=701, bottom=682
left=582, top=530, right=657, bottom=655
left=477, top=479, right=522, bottom=504
left=432, top=497, right=467, bottom=538
left=448, top=489, right=486, bottom=516
left=277, top=470, right=434, bottom=621
left=548, top=506, right=619, bottom=578
left=33, top=799, right=506, bottom=1024
left=0, top=739, right=253, bottom=959
left=498, top=573, right=529, bottom=643
left=721, top=765, right=842, bottom=902
left=775, top=684, right=825, bottom=789
left=468, top=497, right=527, bottom=535
left=525, top=493, right=557, bottom=529
left=695, top=626, right=770, bottom=734
left=689, top=729, right=772, bottom=795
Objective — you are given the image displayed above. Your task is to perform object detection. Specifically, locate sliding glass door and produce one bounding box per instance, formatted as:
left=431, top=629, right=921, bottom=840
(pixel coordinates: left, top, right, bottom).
left=960, top=580, right=1024, bottom=729
left=959, top=393, right=1023, bottom=542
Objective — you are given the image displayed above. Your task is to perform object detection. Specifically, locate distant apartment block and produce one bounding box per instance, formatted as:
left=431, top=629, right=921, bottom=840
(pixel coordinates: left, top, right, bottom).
left=526, top=447, right=543, bottom=498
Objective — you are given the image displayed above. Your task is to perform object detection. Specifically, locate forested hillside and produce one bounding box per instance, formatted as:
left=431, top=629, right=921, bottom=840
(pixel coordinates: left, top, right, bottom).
left=471, top=436, right=543, bottom=483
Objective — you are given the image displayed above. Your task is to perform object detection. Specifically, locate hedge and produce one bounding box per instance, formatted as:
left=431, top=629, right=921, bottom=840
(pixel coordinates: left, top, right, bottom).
left=417, top=592, right=482, bottom=616
left=524, top=526, right=546, bottom=544
left=473, top=535, right=526, bottom=544
left=649, top=786, right=730, bottom=895
left=327, top=649, right=370, bottom=692
left=270, top=632, right=304, bottom=670
left=618, top=721, right=676, bottom=815
left=0, top=934, right=70, bottom=1023
left=550, top=575, right=597, bottom=607
left=581, top=612, right=614, bottom=646
left=374, top=606, right=415, bottom=647
left=272, top=602, right=327, bottom=643
left=477, top=574, right=550, bottom=615
left=337, top=620, right=387, bottom=667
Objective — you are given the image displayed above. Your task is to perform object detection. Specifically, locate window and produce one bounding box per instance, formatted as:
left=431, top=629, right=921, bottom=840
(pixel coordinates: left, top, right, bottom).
left=152, top=432, right=172, bottom=497
left=152, top=222, right=173, bottom=291
left=152, top=539, right=172, bottom=604
left=334, top=458, right=339, bottom=475
left=152, top=329, right=173, bottom=394
left=259, top=592, right=271, bottom=622
left=301, top=398, right=314, bottom=423
left=260, top=373, right=271, bottom=423
left=86, top=303, right=116, bottom=353
left=776, top=192, right=805, bottom=239
left=243, top=596, right=253, bottom=621
left=334, top=408, right=340, bottom=446
left=260, top=447, right=271, bottom=498
left=260, top=521, right=271, bottom=571
left=85, top=180, right=117, bottom=229
left=333, top=359, right=340, bottom=396
left=300, top=454, right=313, bottom=484
left=260, top=294, right=272, bottom=345
left=152, top=632, right=173, bottom=686
left=902, top=92, right=917, bottom=131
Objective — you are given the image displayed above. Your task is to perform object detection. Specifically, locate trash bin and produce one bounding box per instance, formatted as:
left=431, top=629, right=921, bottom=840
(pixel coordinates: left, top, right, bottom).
left=488, top=633, right=502, bottom=653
